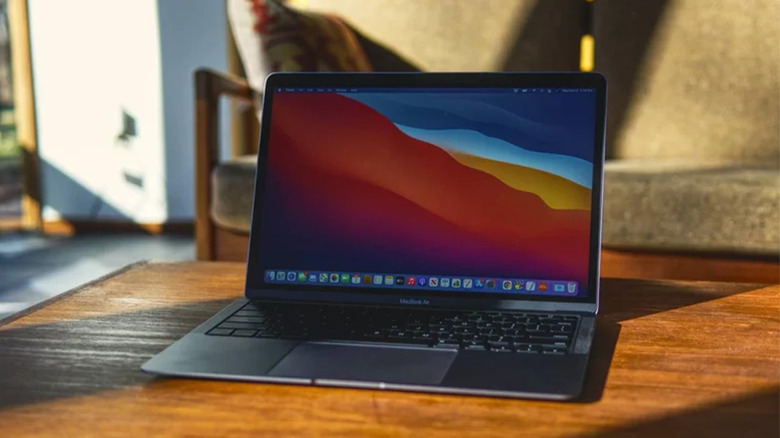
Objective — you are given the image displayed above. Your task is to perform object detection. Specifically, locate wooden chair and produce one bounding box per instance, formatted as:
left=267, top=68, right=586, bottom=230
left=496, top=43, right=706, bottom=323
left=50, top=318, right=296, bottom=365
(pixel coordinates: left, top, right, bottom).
left=194, top=69, right=256, bottom=261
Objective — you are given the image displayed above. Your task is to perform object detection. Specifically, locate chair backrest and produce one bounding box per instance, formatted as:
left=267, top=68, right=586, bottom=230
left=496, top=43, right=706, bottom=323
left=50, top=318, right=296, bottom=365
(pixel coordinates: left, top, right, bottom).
left=594, top=0, right=779, bottom=164
left=303, top=0, right=582, bottom=72
left=229, top=0, right=583, bottom=87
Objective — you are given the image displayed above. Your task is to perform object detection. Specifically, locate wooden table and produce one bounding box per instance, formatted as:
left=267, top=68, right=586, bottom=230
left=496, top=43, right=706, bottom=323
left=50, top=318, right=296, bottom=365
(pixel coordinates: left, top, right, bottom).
left=0, top=262, right=777, bottom=437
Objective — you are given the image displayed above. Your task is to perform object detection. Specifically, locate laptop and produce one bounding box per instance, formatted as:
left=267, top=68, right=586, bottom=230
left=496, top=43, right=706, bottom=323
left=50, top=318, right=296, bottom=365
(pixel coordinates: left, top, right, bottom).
left=143, top=72, right=607, bottom=400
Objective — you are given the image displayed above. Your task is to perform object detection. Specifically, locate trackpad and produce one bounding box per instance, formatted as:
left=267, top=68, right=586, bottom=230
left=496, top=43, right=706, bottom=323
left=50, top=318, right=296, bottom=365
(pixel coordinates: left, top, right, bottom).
left=268, top=342, right=457, bottom=385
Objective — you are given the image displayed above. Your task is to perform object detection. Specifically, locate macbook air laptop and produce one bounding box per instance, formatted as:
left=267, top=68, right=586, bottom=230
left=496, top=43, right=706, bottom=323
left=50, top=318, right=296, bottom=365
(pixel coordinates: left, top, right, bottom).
left=143, top=72, right=607, bottom=400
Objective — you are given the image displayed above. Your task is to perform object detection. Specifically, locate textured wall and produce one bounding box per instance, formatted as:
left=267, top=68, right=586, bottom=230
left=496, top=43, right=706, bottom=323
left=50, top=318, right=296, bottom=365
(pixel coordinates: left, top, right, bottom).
left=30, top=0, right=228, bottom=223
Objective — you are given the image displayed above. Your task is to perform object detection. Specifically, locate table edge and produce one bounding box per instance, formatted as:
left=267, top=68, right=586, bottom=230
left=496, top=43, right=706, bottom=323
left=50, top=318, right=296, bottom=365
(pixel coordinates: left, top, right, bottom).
left=0, top=260, right=149, bottom=328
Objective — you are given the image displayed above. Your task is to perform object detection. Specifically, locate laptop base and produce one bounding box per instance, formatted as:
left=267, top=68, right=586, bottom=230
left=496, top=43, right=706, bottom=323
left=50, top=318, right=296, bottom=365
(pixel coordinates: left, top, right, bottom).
left=143, top=299, right=594, bottom=400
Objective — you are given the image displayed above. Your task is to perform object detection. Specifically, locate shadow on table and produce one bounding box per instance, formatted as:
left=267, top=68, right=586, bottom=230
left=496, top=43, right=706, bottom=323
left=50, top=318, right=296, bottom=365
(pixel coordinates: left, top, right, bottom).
left=576, top=318, right=620, bottom=404
left=573, top=279, right=766, bottom=403
left=585, top=386, right=780, bottom=438
left=599, top=278, right=765, bottom=322
left=0, top=299, right=235, bottom=411
left=577, top=278, right=761, bottom=403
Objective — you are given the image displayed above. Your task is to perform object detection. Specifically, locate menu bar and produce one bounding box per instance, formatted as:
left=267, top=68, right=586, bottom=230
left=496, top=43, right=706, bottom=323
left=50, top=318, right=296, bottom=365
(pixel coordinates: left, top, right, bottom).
left=275, top=87, right=594, bottom=94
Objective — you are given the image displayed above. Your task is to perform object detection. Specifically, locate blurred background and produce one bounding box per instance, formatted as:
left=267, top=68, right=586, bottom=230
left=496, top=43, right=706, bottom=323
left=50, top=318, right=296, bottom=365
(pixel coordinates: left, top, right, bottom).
left=0, top=0, right=778, bottom=320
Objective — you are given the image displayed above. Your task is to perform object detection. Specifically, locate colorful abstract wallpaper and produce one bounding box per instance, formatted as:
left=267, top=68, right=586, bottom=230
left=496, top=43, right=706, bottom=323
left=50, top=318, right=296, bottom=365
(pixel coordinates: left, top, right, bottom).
left=255, top=89, right=596, bottom=293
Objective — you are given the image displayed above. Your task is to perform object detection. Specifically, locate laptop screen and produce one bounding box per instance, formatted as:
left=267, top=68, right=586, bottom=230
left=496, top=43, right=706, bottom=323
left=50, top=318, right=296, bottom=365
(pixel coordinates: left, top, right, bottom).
left=251, top=84, right=598, bottom=301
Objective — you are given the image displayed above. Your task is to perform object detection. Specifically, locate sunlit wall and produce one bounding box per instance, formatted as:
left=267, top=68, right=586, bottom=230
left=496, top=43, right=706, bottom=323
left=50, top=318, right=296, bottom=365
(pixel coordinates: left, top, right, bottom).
left=29, top=0, right=228, bottom=223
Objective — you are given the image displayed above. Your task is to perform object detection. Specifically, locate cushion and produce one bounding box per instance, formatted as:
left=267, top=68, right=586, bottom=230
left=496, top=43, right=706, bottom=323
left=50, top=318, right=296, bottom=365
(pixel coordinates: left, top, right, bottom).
left=227, top=0, right=371, bottom=114
left=602, top=160, right=780, bottom=256
left=304, top=0, right=581, bottom=72
left=213, top=157, right=780, bottom=257
left=247, top=0, right=372, bottom=72
left=211, top=155, right=257, bottom=232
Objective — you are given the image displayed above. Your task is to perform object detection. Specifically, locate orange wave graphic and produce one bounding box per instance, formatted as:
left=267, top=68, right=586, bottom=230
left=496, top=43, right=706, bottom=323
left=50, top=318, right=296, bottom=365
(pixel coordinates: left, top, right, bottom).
left=447, top=152, right=591, bottom=211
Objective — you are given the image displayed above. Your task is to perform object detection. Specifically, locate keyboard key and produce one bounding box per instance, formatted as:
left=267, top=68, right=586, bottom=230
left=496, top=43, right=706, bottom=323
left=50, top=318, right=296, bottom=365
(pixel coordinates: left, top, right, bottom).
left=227, top=316, right=266, bottom=324
left=438, top=337, right=459, bottom=345
left=219, top=322, right=265, bottom=330
left=528, top=335, right=568, bottom=345
left=488, top=341, right=510, bottom=349
left=235, top=311, right=263, bottom=318
left=208, top=328, right=234, bottom=336
left=435, top=342, right=460, bottom=349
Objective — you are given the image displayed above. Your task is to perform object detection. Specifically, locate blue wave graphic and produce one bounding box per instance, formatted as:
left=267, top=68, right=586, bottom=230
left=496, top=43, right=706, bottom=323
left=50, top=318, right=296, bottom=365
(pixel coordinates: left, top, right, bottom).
left=340, top=92, right=596, bottom=163
left=395, top=124, right=593, bottom=189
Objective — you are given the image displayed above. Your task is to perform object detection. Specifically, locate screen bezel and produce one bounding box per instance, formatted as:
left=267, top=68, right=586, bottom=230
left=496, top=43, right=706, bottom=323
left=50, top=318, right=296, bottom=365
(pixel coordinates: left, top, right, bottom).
left=243, top=72, right=606, bottom=313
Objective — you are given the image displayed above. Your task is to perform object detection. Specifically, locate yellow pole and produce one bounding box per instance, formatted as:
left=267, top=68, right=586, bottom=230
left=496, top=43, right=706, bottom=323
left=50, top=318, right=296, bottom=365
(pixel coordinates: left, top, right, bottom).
left=580, top=0, right=595, bottom=72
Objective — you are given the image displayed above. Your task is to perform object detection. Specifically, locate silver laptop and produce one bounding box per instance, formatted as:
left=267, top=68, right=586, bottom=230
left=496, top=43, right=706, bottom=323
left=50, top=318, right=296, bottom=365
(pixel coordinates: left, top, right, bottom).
left=143, top=72, right=607, bottom=400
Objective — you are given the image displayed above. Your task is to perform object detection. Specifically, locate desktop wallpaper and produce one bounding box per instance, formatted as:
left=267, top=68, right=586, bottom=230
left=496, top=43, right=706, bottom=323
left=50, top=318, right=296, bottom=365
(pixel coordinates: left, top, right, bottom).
left=256, top=89, right=596, bottom=291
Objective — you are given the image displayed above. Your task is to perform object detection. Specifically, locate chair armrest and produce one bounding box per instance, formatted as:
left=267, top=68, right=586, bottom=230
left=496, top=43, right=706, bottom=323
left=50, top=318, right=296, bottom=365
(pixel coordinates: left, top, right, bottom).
left=194, top=68, right=258, bottom=260
left=195, top=68, right=254, bottom=101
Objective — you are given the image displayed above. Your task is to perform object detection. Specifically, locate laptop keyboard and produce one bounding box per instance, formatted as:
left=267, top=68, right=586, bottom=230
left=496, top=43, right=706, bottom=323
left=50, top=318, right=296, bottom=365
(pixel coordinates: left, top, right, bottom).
left=206, top=301, right=579, bottom=355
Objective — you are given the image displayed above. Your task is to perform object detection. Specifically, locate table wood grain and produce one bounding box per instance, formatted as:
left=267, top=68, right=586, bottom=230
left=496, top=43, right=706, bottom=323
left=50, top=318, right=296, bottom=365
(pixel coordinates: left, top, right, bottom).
left=0, top=262, right=777, bottom=437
